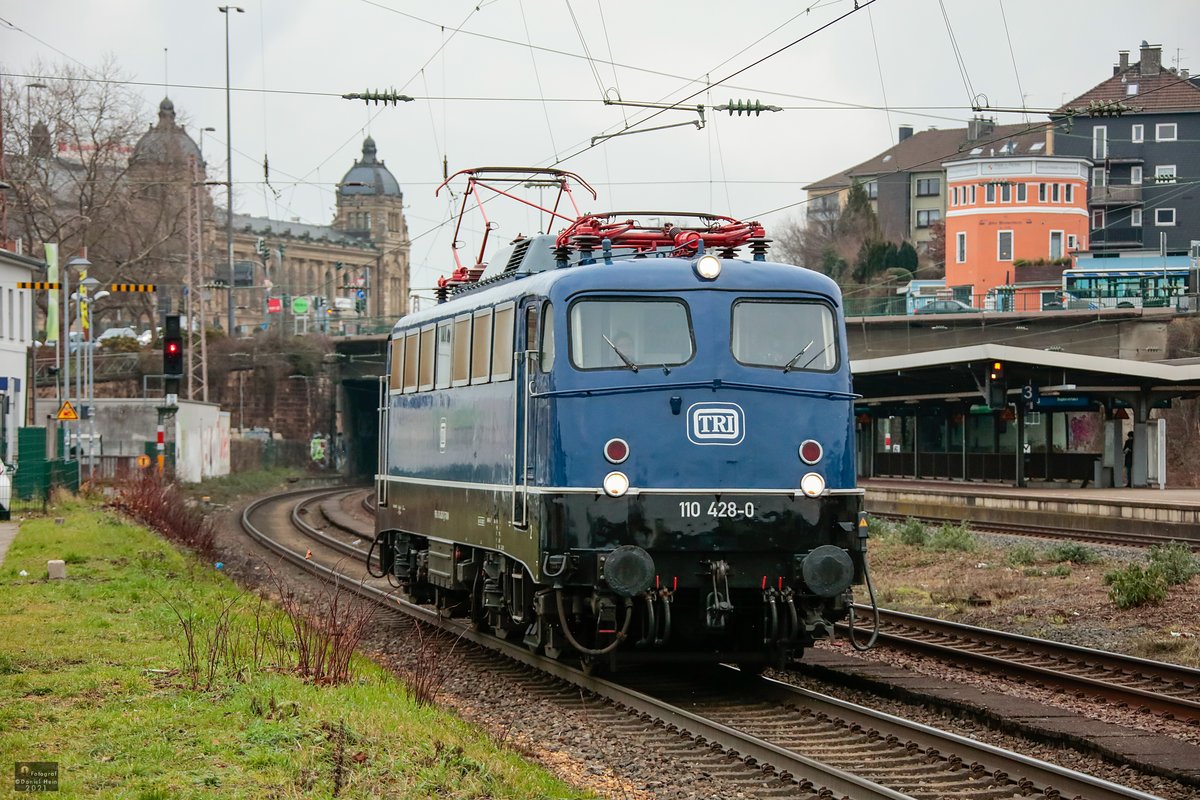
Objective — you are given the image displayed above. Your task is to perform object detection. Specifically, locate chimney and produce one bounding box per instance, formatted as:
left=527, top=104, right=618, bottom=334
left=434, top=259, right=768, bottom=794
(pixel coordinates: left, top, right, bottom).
left=1045, top=125, right=1054, bottom=156
left=898, top=125, right=913, bottom=142
left=967, top=116, right=995, bottom=141
left=1119, top=50, right=1130, bottom=71
left=1139, top=41, right=1162, bottom=75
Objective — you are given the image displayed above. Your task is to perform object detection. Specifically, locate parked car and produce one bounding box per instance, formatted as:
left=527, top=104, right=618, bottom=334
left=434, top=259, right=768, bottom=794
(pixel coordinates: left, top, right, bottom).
left=915, top=299, right=982, bottom=315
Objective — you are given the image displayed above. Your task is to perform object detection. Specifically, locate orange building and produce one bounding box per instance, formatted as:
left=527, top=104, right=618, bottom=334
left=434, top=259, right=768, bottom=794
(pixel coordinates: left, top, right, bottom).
left=944, top=150, right=1091, bottom=309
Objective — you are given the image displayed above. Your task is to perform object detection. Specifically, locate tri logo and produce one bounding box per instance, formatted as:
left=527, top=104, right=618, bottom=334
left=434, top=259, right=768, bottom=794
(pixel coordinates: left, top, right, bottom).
left=687, top=402, right=745, bottom=446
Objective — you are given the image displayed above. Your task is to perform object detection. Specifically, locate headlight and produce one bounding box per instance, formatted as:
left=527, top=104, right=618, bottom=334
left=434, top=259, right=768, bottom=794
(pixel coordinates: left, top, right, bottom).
left=800, top=472, right=826, bottom=497
left=694, top=254, right=721, bottom=280
left=603, top=471, right=630, bottom=497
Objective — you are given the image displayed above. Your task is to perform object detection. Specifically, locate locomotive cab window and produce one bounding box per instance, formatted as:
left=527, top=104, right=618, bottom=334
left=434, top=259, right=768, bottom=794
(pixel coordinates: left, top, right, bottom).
left=732, top=300, right=838, bottom=371
left=540, top=301, right=555, bottom=372
left=569, top=298, right=693, bottom=370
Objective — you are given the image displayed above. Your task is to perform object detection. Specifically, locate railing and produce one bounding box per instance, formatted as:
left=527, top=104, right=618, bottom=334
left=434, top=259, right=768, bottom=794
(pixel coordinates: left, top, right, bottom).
left=844, top=288, right=1193, bottom=317
left=1089, top=185, right=1142, bottom=205
left=1088, top=226, right=1143, bottom=248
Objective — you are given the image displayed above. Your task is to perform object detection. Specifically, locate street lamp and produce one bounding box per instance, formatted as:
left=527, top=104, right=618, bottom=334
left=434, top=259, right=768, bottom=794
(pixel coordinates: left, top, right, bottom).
left=219, top=5, right=244, bottom=335
left=197, top=126, right=216, bottom=163
left=79, top=277, right=101, bottom=478
left=62, top=256, right=90, bottom=459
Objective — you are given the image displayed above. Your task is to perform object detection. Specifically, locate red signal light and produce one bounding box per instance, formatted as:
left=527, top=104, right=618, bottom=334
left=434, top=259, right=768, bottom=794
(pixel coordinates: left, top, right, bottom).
left=166, top=342, right=180, bottom=355
left=604, top=438, right=629, bottom=464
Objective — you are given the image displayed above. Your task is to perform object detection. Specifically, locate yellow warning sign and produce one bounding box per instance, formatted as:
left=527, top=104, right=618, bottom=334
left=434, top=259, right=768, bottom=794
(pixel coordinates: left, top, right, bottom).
left=136, top=454, right=152, bottom=469
left=55, top=401, right=79, bottom=421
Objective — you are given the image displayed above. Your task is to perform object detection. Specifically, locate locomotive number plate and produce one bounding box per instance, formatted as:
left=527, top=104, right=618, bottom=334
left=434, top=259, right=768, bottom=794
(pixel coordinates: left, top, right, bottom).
left=678, top=500, right=755, bottom=519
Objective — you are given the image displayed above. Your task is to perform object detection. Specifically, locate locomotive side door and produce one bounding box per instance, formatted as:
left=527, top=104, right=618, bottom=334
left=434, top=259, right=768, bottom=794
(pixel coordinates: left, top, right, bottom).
left=511, top=300, right=540, bottom=529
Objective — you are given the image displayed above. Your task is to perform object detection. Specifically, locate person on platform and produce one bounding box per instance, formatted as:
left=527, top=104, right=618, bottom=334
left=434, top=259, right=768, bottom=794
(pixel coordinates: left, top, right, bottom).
left=1123, top=431, right=1134, bottom=487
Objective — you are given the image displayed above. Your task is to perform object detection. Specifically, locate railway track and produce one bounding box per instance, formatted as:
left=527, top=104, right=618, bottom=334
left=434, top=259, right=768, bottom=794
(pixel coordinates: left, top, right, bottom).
left=240, top=486, right=1168, bottom=800
left=842, top=607, right=1200, bottom=724
left=869, top=512, right=1198, bottom=551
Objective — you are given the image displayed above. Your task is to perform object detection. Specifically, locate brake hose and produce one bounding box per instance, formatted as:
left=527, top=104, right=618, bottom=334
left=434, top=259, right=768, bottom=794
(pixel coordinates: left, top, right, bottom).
left=555, top=590, right=632, bottom=656
left=847, top=556, right=880, bottom=651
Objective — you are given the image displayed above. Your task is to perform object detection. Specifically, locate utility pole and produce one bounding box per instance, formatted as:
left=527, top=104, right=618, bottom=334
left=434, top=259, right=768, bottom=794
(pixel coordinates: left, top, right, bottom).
left=220, top=5, right=244, bottom=335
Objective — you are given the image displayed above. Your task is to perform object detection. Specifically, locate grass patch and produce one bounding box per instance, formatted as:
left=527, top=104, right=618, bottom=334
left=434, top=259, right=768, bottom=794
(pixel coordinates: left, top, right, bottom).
left=180, top=466, right=305, bottom=506
left=896, top=518, right=928, bottom=547
left=0, top=501, right=589, bottom=799
left=1104, top=562, right=1169, bottom=609
left=1148, top=541, right=1199, bottom=586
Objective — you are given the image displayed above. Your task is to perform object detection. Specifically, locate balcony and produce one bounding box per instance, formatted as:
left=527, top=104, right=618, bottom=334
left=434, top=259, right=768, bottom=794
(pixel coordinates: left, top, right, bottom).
left=1089, top=185, right=1142, bottom=206
left=1088, top=226, right=1143, bottom=249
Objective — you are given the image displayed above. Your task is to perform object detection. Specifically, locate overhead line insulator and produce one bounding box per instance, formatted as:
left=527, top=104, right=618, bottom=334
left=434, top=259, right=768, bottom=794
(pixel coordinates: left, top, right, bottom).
left=341, top=89, right=414, bottom=106
left=715, top=99, right=782, bottom=116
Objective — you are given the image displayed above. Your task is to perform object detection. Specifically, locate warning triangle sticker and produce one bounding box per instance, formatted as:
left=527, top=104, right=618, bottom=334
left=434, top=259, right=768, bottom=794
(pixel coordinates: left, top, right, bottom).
left=56, top=401, right=79, bottom=421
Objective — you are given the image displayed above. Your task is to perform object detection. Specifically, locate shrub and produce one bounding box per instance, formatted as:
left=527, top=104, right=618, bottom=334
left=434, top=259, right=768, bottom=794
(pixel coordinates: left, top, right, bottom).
left=1105, top=563, right=1169, bottom=609
left=1047, top=542, right=1099, bottom=565
left=897, top=518, right=927, bottom=547
left=110, top=473, right=215, bottom=558
left=1148, top=541, right=1199, bottom=586
left=928, top=522, right=976, bottom=552
left=1007, top=545, right=1039, bottom=566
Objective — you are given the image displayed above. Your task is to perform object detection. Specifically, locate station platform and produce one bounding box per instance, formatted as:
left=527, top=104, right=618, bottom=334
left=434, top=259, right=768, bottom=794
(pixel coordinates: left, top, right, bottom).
left=862, top=478, right=1200, bottom=539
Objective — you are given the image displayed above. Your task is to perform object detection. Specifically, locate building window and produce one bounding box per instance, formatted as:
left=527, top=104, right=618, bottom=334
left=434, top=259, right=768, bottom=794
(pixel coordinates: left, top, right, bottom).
left=970, top=185, right=976, bottom=204
left=956, top=232, right=966, bottom=264
left=1038, top=183, right=1047, bottom=202
left=1155, top=208, right=1176, bottom=226
left=1092, top=209, right=1105, bottom=229
left=1131, top=166, right=1142, bottom=185
left=1067, top=234, right=1078, bottom=250
left=1131, top=208, right=1143, bottom=227
left=1093, top=168, right=1107, bottom=188
left=866, top=180, right=878, bottom=199
left=1065, top=184, right=1074, bottom=203
left=915, top=177, right=940, bottom=196
left=1050, top=230, right=1064, bottom=260
left=985, top=184, right=996, bottom=203
left=1131, top=123, right=1144, bottom=143
left=916, top=209, right=940, bottom=228
left=1155, top=123, right=1178, bottom=142
left=1093, top=125, right=1107, bottom=159
left=1155, top=164, right=1177, bottom=184
left=1051, top=184, right=1060, bottom=202
left=997, top=230, right=1013, bottom=261
left=1000, top=183, right=1011, bottom=203
left=1016, top=184, right=1027, bottom=202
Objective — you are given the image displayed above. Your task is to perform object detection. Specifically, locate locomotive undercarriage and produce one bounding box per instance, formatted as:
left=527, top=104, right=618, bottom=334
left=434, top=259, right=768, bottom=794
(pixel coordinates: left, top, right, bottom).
left=377, top=524, right=868, bottom=670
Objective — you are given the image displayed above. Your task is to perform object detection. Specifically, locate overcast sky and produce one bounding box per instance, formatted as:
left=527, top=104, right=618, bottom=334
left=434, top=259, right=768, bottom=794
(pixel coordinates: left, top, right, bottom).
left=3, top=0, right=1197, bottom=292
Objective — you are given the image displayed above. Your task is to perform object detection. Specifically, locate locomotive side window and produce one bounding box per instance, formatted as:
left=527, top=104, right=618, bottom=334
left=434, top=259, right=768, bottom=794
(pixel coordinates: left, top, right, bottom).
left=471, top=308, right=493, bottom=384
left=540, top=301, right=555, bottom=372
left=568, top=298, right=693, bottom=370
left=731, top=300, right=838, bottom=372
left=492, top=303, right=515, bottom=381
left=402, top=330, right=419, bottom=392
left=418, top=325, right=436, bottom=391
left=388, top=337, right=404, bottom=392
left=434, top=321, right=452, bottom=390
left=452, top=314, right=472, bottom=386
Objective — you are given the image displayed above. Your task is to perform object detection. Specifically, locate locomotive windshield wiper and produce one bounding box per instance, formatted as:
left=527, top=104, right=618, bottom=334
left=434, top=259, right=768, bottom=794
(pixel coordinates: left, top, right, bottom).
left=781, top=340, right=815, bottom=373
left=602, top=335, right=639, bottom=372
left=797, top=341, right=835, bottom=371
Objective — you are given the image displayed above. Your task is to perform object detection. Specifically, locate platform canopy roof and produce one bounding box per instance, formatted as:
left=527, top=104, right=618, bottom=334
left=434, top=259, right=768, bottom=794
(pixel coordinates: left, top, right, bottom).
left=852, top=344, right=1200, bottom=405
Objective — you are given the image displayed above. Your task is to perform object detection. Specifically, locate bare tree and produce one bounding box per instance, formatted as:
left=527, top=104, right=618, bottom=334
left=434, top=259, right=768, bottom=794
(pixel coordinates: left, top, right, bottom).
left=3, top=58, right=196, bottom=332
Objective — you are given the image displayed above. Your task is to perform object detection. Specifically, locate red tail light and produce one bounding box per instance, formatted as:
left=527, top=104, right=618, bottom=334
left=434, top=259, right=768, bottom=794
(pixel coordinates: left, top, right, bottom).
left=604, top=438, right=629, bottom=464
left=799, top=439, right=823, bottom=465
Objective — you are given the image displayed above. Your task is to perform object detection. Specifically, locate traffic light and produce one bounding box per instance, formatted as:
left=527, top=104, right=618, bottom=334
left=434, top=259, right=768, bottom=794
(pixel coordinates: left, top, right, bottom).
left=986, top=361, right=1007, bottom=410
left=163, top=314, right=183, bottom=396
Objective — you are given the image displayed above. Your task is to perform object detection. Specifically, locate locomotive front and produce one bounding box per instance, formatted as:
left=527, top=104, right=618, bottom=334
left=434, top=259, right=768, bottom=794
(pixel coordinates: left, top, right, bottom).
left=523, top=251, right=869, bottom=668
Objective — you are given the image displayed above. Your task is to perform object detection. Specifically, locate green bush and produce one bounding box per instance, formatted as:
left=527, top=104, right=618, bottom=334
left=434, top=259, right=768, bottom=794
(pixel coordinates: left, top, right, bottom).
left=1007, top=545, right=1039, bottom=566
left=897, top=518, right=927, bottom=547
left=1049, top=565, right=1072, bottom=578
left=928, top=523, right=976, bottom=552
left=1047, top=542, right=1099, bottom=564
left=1105, top=563, right=1169, bottom=609
left=1148, top=541, right=1199, bottom=586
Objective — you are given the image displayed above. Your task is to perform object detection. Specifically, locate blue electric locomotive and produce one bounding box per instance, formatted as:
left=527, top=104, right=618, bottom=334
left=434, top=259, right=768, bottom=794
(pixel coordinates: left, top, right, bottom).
left=373, top=169, right=870, bottom=668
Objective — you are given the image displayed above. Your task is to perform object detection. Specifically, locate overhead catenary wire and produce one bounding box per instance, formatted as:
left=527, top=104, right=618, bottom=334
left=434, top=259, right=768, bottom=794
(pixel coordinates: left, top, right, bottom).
left=866, top=4, right=894, bottom=145
left=937, top=0, right=977, bottom=108
left=522, top=0, right=560, bottom=161
left=997, top=0, right=1030, bottom=124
